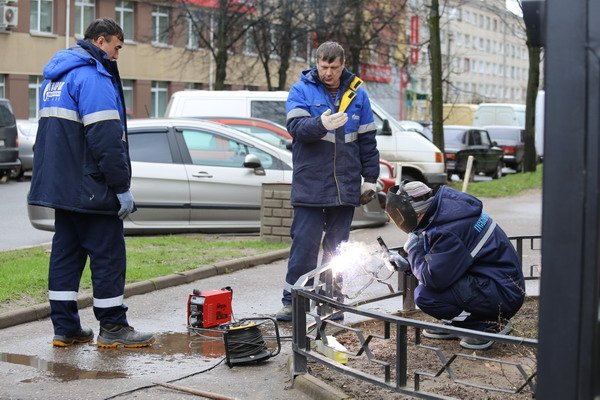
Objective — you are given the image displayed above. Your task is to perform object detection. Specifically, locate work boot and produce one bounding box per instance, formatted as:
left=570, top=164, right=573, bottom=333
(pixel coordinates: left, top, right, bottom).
left=422, top=328, right=459, bottom=340
left=52, top=327, right=94, bottom=347
left=459, top=320, right=513, bottom=350
left=97, top=324, right=155, bottom=348
left=422, top=320, right=459, bottom=340
left=276, top=304, right=292, bottom=322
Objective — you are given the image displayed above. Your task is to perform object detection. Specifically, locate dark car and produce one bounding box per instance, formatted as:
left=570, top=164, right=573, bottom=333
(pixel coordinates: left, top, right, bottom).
left=443, top=125, right=504, bottom=180
left=484, top=125, right=525, bottom=172
left=0, top=99, right=20, bottom=183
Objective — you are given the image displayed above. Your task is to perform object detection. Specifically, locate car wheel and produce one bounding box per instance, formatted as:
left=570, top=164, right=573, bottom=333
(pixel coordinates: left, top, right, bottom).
left=516, top=161, right=524, bottom=173
left=400, top=172, right=418, bottom=183
left=492, top=162, right=503, bottom=179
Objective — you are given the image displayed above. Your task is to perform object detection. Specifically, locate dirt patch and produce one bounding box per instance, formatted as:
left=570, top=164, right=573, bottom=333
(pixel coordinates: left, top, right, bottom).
left=307, top=297, right=538, bottom=399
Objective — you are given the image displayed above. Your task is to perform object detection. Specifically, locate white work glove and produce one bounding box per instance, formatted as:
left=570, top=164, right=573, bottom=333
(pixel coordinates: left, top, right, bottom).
left=388, top=250, right=411, bottom=274
left=116, top=190, right=135, bottom=220
left=320, top=109, right=348, bottom=131
left=361, top=182, right=377, bottom=195
left=404, top=232, right=423, bottom=254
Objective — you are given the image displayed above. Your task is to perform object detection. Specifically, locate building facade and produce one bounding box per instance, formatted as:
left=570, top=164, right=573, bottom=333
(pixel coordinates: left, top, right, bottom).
left=403, top=0, right=530, bottom=120
left=0, top=0, right=311, bottom=120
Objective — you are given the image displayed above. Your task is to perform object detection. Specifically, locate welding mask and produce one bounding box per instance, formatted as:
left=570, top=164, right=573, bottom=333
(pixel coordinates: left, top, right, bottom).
left=385, top=183, right=431, bottom=233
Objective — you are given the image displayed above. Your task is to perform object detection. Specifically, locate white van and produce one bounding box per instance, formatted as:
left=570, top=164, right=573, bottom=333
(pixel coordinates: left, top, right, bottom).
left=165, top=90, right=447, bottom=186
left=474, top=103, right=526, bottom=128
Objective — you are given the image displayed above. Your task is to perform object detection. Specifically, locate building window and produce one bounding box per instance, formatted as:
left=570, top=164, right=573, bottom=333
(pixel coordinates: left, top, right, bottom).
left=243, top=25, right=257, bottom=55
left=30, top=0, right=53, bottom=33
left=152, top=6, right=169, bottom=46
left=116, top=1, right=134, bottom=41
left=291, top=32, right=307, bottom=61
left=151, top=81, right=168, bottom=118
left=75, top=0, right=95, bottom=36
left=29, top=76, right=43, bottom=120
left=185, top=82, right=204, bottom=90
left=187, top=14, right=199, bottom=49
left=0, top=75, right=5, bottom=98
left=122, top=79, right=134, bottom=118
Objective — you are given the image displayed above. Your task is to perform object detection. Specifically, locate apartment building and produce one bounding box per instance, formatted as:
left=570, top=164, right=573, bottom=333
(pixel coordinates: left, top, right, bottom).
left=0, top=0, right=309, bottom=120
left=404, top=0, right=530, bottom=119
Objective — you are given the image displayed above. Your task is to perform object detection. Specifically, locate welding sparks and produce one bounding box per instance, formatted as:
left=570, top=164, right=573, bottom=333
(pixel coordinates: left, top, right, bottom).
left=328, top=241, right=396, bottom=298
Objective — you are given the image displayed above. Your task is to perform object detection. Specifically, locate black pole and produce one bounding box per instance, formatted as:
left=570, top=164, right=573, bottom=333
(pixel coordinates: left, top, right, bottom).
left=537, top=0, right=600, bottom=398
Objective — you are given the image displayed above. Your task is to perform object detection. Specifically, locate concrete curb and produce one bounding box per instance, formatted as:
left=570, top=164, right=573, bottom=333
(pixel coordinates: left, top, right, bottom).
left=287, top=355, right=350, bottom=400
left=0, top=248, right=291, bottom=330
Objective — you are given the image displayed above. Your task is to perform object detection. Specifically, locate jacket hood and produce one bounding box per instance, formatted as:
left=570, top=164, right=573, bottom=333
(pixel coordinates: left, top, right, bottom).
left=43, top=44, right=110, bottom=81
left=300, top=67, right=356, bottom=89
left=420, top=186, right=483, bottom=228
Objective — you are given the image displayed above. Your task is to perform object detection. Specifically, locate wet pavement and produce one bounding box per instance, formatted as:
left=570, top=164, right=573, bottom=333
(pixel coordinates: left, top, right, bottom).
left=0, top=189, right=542, bottom=400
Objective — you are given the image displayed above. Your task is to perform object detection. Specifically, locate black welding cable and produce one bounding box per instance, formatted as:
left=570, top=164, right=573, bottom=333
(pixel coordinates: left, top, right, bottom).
left=225, top=325, right=267, bottom=359
left=102, top=357, right=226, bottom=400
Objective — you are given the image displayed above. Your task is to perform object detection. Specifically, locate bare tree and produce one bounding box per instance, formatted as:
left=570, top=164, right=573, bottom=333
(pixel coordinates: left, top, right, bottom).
left=172, top=1, right=269, bottom=90
left=428, top=0, right=445, bottom=152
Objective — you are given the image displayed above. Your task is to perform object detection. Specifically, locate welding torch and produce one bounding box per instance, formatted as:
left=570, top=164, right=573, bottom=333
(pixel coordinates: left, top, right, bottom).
left=377, top=236, right=411, bottom=275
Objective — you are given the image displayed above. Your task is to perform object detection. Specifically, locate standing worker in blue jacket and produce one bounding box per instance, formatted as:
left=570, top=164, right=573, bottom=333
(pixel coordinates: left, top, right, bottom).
left=28, top=18, right=155, bottom=348
left=386, top=181, right=525, bottom=349
left=276, top=41, right=380, bottom=321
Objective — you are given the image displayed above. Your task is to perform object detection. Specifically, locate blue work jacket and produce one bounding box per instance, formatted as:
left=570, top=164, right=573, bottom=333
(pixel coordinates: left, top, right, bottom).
left=286, top=67, right=379, bottom=207
left=407, top=186, right=525, bottom=309
left=28, top=40, right=131, bottom=215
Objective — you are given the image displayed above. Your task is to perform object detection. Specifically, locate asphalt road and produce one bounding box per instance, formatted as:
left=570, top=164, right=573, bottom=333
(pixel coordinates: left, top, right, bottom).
left=0, top=178, right=54, bottom=250
left=0, top=188, right=542, bottom=400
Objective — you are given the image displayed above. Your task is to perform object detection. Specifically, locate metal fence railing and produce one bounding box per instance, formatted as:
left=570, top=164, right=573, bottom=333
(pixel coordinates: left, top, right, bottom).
left=291, top=235, right=541, bottom=399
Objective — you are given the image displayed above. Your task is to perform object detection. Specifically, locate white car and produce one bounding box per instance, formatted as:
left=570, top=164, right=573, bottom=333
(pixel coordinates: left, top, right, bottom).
left=28, top=118, right=388, bottom=233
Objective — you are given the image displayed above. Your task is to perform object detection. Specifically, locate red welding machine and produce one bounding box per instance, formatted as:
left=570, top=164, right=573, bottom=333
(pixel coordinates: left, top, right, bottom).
left=187, top=287, right=233, bottom=328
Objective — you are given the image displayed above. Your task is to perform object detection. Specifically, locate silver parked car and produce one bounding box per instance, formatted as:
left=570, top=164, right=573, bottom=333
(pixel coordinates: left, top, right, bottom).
left=12, top=119, right=38, bottom=179
left=28, top=118, right=388, bottom=233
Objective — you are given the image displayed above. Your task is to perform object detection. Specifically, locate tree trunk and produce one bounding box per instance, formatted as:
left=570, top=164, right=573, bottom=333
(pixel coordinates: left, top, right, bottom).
left=523, top=44, right=541, bottom=171
left=429, top=0, right=445, bottom=154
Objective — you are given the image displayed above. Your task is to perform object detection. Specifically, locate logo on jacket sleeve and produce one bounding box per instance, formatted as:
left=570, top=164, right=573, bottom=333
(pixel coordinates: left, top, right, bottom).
left=473, top=212, right=490, bottom=232
left=43, top=81, right=65, bottom=101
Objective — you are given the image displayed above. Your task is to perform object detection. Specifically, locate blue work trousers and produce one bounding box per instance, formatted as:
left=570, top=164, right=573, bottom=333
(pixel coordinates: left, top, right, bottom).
left=414, top=274, right=522, bottom=331
left=49, top=209, right=129, bottom=335
left=282, top=205, right=355, bottom=305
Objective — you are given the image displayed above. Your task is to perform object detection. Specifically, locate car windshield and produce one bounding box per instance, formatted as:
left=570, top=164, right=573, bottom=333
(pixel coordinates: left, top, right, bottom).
left=488, top=128, right=520, bottom=141
left=230, top=125, right=289, bottom=149
left=443, top=128, right=467, bottom=145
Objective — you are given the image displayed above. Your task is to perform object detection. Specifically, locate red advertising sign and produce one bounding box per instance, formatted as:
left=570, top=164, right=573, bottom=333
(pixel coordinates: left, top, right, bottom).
left=360, top=64, right=392, bottom=83
left=410, top=16, right=419, bottom=45
left=410, top=15, right=419, bottom=64
left=410, top=47, right=419, bottom=64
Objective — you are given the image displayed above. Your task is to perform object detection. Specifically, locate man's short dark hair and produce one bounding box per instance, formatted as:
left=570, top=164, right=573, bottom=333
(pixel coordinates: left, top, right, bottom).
left=316, top=41, right=345, bottom=63
left=84, top=18, right=124, bottom=42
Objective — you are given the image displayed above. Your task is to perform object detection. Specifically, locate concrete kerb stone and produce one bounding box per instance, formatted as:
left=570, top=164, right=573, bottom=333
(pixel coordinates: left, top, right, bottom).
left=0, top=248, right=291, bottom=330
left=287, top=354, right=350, bottom=400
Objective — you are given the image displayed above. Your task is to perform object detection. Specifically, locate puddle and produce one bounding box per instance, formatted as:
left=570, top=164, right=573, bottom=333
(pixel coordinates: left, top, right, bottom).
left=150, top=331, right=226, bottom=358
left=0, top=331, right=226, bottom=381
left=0, top=352, right=128, bottom=381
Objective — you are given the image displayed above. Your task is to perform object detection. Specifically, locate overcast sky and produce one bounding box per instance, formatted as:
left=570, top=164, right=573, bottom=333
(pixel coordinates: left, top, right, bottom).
left=506, top=0, right=523, bottom=16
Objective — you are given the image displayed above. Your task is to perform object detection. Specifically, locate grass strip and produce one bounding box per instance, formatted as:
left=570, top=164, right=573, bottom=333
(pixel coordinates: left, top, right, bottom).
left=0, top=235, right=288, bottom=306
